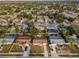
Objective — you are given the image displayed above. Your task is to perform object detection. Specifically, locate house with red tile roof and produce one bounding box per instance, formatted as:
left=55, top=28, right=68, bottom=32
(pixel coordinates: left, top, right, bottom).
left=16, top=35, right=31, bottom=44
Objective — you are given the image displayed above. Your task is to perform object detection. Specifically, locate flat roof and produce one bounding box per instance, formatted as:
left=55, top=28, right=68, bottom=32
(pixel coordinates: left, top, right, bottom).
left=49, top=36, right=65, bottom=44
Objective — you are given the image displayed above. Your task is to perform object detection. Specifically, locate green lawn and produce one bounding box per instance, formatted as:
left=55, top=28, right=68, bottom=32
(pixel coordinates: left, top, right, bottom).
left=70, top=45, right=79, bottom=54
left=2, top=45, right=12, bottom=53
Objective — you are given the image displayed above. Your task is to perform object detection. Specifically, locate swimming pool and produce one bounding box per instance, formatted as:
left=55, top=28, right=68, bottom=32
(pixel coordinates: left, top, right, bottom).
left=4, top=35, right=14, bottom=42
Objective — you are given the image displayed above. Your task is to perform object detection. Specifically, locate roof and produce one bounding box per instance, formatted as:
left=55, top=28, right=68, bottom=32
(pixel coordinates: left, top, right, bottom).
left=16, top=36, right=31, bottom=44
left=49, top=35, right=65, bottom=44
left=49, top=35, right=63, bottom=39
left=17, top=36, right=31, bottom=39
left=33, top=38, right=47, bottom=43
left=47, top=29, right=57, bottom=32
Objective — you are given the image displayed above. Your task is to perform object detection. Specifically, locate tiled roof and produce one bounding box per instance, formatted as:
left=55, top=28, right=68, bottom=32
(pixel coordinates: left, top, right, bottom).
left=16, top=36, right=31, bottom=44
left=33, top=38, right=47, bottom=43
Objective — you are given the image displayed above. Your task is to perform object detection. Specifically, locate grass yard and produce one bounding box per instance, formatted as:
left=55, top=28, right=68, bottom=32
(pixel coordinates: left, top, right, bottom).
left=2, top=44, right=12, bottom=53
left=30, top=44, right=44, bottom=56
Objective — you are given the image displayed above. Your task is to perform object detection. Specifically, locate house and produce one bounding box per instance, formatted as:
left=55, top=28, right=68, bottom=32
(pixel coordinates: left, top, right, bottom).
left=33, top=37, right=47, bottom=44
left=46, top=24, right=57, bottom=30
left=16, top=35, right=31, bottom=44
left=34, top=22, right=45, bottom=30
left=20, top=19, right=29, bottom=32
left=49, top=34, right=65, bottom=44
left=0, top=19, right=8, bottom=26
left=63, top=12, right=77, bottom=19
left=72, top=19, right=79, bottom=26
left=63, top=20, right=71, bottom=27
left=46, top=24, right=58, bottom=35
left=34, top=16, right=45, bottom=30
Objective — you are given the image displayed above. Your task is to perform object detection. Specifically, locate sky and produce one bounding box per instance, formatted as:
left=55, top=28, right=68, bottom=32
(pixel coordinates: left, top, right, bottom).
left=0, top=0, right=79, bottom=1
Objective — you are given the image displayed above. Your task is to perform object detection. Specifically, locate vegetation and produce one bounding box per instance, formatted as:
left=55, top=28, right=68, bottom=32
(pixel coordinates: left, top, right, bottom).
left=10, top=44, right=23, bottom=52
left=56, top=13, right=64, bottom=23
left=17, top=12, right=33, bottom=20
left=68, top=17, right=75, bottom=23
left=31, top=45, right=44, bottom=55
left=2, top=45, right=12, bottom=53
left=0, top=1, right=79, bottom=57
left=0, top=29, right=5, bottom=36
left=70, top=44, right=79, bottom=54
left=60, top=28, right=70, bottom=36
left=66, top=35, right=76, bottom=43
left=29, top=27, right=39, bottom=37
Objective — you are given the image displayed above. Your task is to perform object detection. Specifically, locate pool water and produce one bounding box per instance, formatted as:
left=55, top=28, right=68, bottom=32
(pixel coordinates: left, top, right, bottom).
left=4, top=36, right=14, bottom=39
left=4, top=35, right=14, bottom=41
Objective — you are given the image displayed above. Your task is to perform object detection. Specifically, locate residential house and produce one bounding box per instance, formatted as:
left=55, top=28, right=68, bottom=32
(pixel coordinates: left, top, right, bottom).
left=16, top=35, right=31, bottom=44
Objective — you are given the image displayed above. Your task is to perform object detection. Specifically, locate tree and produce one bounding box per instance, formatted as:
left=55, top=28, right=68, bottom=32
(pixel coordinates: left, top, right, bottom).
left=0, top=30, right=5, bottom=36
left=68, top=17, right=75, bottom=23
left=0, top=11, right=7, bottom=15
left=29, top=26, right=39, bottom=37
left=48, top=14, right=54, bottom=19
left=56, top=13, right=64, bottom=24
left=17, top=12, right=33, bottom=20
left=15, top=25, right=19, bottom=34
left=66, top=35, right=75, bottom=43
left=61, top=28, right=70, bottom=36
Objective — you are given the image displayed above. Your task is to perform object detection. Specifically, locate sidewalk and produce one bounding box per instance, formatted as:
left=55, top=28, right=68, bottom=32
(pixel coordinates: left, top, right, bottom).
left=43, top=43, right=48, bottom=57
